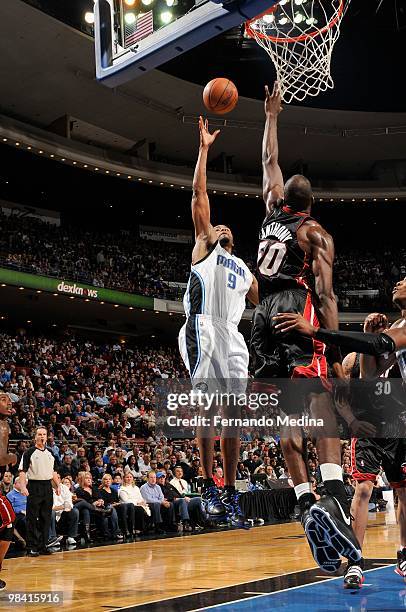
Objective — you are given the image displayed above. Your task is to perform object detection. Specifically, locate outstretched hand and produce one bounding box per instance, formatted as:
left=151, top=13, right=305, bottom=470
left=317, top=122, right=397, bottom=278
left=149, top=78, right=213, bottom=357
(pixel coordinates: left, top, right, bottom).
left=199, top=116, right=220, bottom=148
left=273, top=312, right=316, bottom=336
left=265, top=82, right=283, bottom=116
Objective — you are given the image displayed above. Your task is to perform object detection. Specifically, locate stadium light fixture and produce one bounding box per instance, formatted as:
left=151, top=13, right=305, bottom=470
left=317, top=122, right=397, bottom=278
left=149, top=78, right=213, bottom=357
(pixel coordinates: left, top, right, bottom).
left=306, top=17, right=318, bottom=25
left=278, top=16, right=289, bottom=25
left=84, top=11, right=95, bottom=24
left=124, top=0, right=136, bottom=5
left=124, top=12, right=137, bottom=25
left=160, top=11, right=173, bottom=24
left=142, top=0, right=153, bottom=5
left=294, top=13, right=305, bottom=24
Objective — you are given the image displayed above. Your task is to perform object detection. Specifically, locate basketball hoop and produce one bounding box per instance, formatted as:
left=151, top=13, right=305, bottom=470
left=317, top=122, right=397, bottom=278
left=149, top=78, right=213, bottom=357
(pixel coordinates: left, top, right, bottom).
left=245, top=0, right=351, bottom=103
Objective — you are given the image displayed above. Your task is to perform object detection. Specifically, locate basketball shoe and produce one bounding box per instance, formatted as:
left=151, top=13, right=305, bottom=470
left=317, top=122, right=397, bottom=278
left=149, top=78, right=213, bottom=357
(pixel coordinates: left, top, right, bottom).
left=301, top=498, right=342, bottom=574
left=308, top=496, right=361, bottom=565
left=220, top=489, right=251, bottom=530
left=343, top=561, right=364, bottom=589
left=395, top=548, right=406, bottom=577
left=201, top=485, right=226, bottom=520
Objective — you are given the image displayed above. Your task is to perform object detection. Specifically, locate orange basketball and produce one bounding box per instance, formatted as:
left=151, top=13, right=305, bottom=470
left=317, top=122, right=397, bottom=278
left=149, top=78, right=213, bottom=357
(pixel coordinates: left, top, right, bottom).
left=203, top=78, right=238, bottom=115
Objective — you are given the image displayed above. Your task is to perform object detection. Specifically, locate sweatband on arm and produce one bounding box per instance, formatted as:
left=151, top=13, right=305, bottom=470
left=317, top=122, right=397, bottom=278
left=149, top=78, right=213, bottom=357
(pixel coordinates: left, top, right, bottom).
left=314, top=329, right=396, bottom=357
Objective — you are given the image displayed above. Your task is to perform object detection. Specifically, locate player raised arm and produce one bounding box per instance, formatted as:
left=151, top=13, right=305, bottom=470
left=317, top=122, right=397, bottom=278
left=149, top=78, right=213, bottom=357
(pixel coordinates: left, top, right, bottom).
left=262, top=82, right=284, bottom=215
left=191, top=117, right=219, bottom=248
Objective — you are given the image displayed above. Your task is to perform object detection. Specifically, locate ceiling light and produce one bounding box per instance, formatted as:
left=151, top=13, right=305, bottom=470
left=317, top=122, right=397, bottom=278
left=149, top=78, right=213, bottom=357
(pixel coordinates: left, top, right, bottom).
left=15, top=142, right=20, bottom=146
left=160, top=11, right=173, bottom=24
left=39, top=150, right=43, bottom=154
left=306, top=17, right=318, bottom=25
left=27, top=146, right=32, bottom=150
left=125, top=0, right=136, bottom=5
left=278, top=17, right=289, bottom=25
left=127, top=175, right=132, bottom=179
left=263, top=14, right=275, bottom=24
left=294, top=13, right=305, bottom=24
left=124, top=12, right=137, bottom=25
left=142, top=0, right=153, bottom=5
left=105, top=170, right=109, bottom=174
left=84, top=12, right=95, bottom=25
left=2, top=138, right=7, bottom=142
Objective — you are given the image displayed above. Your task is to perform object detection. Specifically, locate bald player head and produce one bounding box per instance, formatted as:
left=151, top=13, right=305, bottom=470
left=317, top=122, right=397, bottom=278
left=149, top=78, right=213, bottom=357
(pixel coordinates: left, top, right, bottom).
left=284, top=174, right=314, bottom=212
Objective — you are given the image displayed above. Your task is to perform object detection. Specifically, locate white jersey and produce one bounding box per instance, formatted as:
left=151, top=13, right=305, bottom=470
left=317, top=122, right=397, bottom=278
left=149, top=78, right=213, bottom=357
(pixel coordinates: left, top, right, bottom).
left=183, top=241, right=252, bottom=326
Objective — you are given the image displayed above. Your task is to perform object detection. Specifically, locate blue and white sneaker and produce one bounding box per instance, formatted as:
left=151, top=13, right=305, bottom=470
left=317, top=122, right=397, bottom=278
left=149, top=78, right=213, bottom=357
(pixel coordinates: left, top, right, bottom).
left=221, top=490, right=251, bottom=530
left=302, top=509, right=342, bottom=573
left=201, top=486, right=227, bottom=520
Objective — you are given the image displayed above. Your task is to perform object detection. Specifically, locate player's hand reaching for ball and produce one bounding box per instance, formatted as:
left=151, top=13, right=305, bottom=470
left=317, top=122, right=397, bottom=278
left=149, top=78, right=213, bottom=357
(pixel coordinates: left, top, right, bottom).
left=363, top=312, right=388, bottom=334
left=199, top=116, right=220, bottom=149
left=265, top=82, right=283, bottom=116
left=273, top=312, right=316, bottom=336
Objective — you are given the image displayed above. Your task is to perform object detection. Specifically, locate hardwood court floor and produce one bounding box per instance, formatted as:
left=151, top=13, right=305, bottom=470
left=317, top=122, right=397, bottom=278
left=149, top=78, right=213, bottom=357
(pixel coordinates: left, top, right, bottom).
left=0, top=511, right=399, bottom=611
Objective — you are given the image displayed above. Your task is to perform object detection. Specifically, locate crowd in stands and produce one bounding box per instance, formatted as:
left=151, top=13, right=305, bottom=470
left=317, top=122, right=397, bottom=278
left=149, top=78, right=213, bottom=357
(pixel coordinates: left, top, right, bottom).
left=1, top=326, right=390, bottom=551
left=1, top=211, right=404, bottom=311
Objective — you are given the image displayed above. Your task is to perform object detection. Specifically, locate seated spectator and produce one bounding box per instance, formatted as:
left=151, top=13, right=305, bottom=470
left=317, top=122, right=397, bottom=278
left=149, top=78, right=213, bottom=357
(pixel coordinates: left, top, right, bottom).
left=140, top=471, right=175, bottom=534
left=75, top=472, right=113, bottom=543
left=6, top=476, right=27, bottom=544
left=265, top=465, right=277, bottom=481
left=98, top=474, right=124, bottom=540
left=111, top=474, right=122, bottom=492
left=91, top=458, right=106, bottom=485
left=0, top=472, right=13, bottom=496
left=48, top=473, right=79, bottom=547
left=58, top=455, right=78, bottom=480
left=160, top=471, right=204, bottom=530
left=236, top=462, right=250, bottom=480
left=125, top=455, right=142, bottom=479
left=118, top=472, right=149, bottom=535
left=213, top=467, right=224, bottom=489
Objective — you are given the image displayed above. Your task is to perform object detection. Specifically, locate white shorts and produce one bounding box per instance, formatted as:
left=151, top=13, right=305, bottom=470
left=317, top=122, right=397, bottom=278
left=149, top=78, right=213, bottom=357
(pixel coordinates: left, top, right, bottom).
left=178, top=314, right=249, bottom=392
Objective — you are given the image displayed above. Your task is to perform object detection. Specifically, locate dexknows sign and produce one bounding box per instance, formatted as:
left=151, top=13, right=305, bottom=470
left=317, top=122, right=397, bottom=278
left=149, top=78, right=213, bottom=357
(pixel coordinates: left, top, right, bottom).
left=0, top=268, right=153, bottom=309
left=57, top=281, right=98, bottom=299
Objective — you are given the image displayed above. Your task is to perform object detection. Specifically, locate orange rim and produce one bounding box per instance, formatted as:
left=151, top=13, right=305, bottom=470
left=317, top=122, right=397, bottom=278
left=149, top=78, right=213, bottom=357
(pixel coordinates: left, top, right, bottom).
left=245, top=0, right=345, bottom=44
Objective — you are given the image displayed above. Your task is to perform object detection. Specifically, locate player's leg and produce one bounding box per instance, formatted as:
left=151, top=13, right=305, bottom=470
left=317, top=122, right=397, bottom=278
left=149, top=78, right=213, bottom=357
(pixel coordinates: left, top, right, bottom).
left=0, top=530, right=13, bottom=589
left=307, top=392, right=361, bottom=568
left=385, top=439, right=406, bottom=577
left=188, top=317, right=226, bottom=520
left=220, top=335, right=250, bottom=528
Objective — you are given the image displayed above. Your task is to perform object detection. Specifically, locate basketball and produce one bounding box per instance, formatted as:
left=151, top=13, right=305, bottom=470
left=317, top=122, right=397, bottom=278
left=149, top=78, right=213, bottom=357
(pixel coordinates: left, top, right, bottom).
left=203, top=78, right=238, bottom=114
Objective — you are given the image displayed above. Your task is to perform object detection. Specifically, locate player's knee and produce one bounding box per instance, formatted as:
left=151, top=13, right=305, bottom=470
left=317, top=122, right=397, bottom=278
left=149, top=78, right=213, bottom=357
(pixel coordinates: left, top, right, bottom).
left=280, top=436, right=305, bottom=456
left=355, top=480, right=374, bottom=500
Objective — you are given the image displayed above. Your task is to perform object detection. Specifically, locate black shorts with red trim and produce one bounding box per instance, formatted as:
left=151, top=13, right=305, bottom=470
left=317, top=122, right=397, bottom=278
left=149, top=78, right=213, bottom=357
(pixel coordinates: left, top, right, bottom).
left=351, top=438, right=406, bottom=488
left=0, top=524, right=14, bottom=542
left=251, top=285, right=328, bottom=381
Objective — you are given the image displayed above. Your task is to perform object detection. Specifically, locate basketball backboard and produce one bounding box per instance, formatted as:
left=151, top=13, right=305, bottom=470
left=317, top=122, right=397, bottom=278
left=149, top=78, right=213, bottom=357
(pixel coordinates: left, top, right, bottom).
left=94, top=0, right=279, bottom=87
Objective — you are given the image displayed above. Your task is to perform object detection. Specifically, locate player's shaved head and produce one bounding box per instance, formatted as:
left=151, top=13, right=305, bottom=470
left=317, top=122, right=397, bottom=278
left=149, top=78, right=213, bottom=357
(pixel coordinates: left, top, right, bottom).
left=284, top=174, right=313, bottom=211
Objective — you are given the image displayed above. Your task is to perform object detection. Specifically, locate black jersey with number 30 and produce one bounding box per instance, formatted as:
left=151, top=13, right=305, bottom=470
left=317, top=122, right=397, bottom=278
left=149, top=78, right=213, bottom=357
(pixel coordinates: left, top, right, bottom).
left=257, top=206, right=313, bottom=300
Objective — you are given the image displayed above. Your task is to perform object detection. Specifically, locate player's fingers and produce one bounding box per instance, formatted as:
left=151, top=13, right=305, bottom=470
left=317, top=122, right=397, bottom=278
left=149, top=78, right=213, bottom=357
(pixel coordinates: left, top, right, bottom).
left=273, top=313, right=297, bottom=321
left=272, top=81, right=279, bottom=97
left=205, top=119, right=208, bottom=131
left=213, top=130, right=221, bottom=139
left=264, top=84, right=270, bottom=97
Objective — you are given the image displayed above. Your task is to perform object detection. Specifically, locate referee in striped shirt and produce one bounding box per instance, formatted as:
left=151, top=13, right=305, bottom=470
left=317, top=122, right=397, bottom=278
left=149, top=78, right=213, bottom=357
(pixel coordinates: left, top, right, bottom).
left=19, top=427, right=60, bottom=557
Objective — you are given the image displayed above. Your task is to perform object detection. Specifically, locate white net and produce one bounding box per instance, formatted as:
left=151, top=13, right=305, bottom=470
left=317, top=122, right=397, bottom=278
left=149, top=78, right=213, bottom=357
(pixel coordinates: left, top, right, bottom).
left=245, top=0, right=351, bottom=104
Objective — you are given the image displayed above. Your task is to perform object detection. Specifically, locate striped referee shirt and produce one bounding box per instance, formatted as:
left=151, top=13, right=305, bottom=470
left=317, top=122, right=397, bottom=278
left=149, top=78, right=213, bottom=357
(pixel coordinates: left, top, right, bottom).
left=19, top=446, right=55, bottom=480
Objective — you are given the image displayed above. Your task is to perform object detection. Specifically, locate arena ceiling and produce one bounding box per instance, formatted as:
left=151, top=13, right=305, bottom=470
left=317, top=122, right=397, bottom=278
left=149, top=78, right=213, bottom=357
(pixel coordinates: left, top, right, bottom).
left=0, top=0, right=406, bottom=179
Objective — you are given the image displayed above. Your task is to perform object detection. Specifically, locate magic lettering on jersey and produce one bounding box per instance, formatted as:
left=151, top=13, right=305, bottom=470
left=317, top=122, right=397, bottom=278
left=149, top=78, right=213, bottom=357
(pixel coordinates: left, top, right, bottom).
left=216, top=254, right=246, bottom=279
left=259, top=222, right=293, bottom=242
